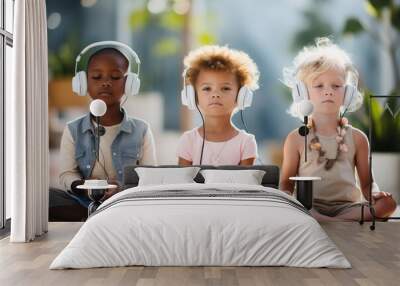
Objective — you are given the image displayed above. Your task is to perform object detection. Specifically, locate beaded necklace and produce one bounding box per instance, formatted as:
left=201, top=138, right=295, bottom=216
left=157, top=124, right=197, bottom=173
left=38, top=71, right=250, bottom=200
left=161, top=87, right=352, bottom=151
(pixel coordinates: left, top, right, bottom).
left=308, top=117, right=349, bottom=170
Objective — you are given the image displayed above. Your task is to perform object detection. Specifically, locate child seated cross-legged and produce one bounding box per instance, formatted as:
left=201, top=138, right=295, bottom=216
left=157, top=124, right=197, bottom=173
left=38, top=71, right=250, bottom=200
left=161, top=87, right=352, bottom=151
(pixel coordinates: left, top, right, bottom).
left=178, top=45, right=260, bottom=166
left=280, top=37, right=396, bottom=222
left=49, top=42, right=157, bottom=221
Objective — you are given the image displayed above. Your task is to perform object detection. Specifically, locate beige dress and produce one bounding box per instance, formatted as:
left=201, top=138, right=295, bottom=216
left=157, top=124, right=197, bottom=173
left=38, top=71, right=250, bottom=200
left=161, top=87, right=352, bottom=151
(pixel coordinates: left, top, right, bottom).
left=298, top=126, right=364, bottom=216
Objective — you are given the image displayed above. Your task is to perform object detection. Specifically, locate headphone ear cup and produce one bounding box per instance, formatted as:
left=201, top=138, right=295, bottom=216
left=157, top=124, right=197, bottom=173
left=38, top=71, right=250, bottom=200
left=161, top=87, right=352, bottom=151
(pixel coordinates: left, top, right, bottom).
left=125, top=72, right=140, bottom=96
left=237, top=86, right=253, bottom=110
left=181, top=85, right=196, bottom=110
left=343, top=84, right=356, bottom=108
left=72, top=71, right=87, bottom=96
left=185, top=85, right=196, bottom=110
left=292, top=80, right=308, bottom=103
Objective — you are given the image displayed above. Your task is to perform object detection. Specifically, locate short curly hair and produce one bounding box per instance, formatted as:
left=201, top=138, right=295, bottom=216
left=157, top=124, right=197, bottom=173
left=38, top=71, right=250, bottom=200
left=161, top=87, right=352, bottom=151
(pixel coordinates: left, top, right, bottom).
left=183, top=45, right=259, bottom=91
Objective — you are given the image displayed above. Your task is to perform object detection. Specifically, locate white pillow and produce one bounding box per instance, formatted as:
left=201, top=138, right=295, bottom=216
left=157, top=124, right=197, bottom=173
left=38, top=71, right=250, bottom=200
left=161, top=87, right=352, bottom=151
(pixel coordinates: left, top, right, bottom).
left=200, top=169, right=266, bottom=185
left=135, top=167, right=201, bottom=186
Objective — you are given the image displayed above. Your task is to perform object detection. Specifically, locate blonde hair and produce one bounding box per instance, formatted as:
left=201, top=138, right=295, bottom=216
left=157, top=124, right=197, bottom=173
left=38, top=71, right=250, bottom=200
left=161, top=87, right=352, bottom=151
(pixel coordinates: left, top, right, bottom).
left=283, top=37, right=363, bottom=118
left=183, top=45, right=259, bottom=91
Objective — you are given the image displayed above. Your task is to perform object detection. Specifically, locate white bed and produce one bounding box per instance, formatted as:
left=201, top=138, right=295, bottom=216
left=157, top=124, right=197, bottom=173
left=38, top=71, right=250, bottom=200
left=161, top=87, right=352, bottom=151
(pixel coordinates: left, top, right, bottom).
left=50, top=183, right=351, bottom=269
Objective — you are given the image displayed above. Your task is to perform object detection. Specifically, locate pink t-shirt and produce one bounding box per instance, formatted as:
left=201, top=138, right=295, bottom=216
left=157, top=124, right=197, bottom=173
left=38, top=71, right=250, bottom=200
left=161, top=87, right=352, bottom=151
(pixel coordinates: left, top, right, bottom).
left=177, top=128, right=258, bottom=165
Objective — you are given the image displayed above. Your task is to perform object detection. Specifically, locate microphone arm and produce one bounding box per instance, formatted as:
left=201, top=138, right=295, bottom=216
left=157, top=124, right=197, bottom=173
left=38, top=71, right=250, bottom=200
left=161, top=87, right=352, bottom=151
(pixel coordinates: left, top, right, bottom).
left=298, top=116, right=309, bottom=163
left=95, top=116, right=100, bottom=163
left=296, top=100, right=313, bottom=163
left=304, top=116, right=308, bottom=163
left=89, top=99, right=107, bottom=164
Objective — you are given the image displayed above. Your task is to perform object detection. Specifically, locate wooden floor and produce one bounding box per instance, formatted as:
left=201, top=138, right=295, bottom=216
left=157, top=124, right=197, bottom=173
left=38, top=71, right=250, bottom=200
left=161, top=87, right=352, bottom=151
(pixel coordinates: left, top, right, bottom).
left=0, top=222, right=399, bottom=286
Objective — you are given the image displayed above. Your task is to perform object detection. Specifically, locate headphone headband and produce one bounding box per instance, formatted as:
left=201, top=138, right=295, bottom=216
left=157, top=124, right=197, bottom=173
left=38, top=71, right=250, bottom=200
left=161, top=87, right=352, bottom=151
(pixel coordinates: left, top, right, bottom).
left=74, top=41, right=141, bottom=75
left=72, top=41, right=141, bottom=97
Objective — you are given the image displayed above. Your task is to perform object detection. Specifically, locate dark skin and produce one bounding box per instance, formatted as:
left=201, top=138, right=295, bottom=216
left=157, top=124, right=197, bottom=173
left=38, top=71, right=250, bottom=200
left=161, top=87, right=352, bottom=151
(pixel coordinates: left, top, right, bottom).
left=87, top=49, right=129, bottom=126
left=72, top=49, right=129, bottom=201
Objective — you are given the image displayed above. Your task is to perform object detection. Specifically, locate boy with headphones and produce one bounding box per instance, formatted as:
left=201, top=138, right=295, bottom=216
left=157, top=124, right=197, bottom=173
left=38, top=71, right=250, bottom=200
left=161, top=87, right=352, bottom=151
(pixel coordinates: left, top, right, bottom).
left=178, top=45, right=259, bottom=165
left=49, top=41, right=157, bottom=221
left=280, top=37, right=396, bottom=221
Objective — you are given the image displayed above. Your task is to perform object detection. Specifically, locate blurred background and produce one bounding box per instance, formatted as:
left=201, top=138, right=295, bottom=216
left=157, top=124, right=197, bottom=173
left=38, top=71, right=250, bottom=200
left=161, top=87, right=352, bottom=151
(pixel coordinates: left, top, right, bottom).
left=46, top=0, right=400, bottom=200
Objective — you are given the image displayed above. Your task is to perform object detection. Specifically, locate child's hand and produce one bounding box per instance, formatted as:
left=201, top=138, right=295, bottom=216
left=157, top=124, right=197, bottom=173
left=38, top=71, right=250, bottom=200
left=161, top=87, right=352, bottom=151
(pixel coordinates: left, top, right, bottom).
left=371, top=191, right=392, bottom=205
left=107, top=179, right=120, bottom=187
left=101, top=179, right=121, bottom=201
left=102, top=188, right=119, bottom=201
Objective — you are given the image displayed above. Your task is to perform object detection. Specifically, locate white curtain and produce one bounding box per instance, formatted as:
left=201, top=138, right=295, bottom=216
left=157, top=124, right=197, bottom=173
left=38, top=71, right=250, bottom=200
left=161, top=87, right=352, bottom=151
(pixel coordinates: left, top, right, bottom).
left=7, top=0, right=49, bottom=242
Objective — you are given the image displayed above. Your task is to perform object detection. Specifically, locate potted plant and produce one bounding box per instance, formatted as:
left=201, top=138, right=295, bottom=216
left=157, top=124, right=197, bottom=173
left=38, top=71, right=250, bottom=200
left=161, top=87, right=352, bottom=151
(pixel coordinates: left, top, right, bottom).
left=48, top=35, right=89, bottom=111
left=342, top=0, right=400, bottom=201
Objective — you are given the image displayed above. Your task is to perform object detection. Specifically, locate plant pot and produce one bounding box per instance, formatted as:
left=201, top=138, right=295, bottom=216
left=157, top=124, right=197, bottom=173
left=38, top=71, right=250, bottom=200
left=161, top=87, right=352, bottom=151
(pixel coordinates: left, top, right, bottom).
left=49, top=77, right=89, bottom=110
left=372, top=152, right=400, bottom=204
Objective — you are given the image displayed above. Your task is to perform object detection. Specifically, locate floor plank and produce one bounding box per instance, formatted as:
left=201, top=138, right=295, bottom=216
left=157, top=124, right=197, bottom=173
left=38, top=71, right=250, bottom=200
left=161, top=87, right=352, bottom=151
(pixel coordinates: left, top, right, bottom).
left=0, top=221, right=399, bottom=286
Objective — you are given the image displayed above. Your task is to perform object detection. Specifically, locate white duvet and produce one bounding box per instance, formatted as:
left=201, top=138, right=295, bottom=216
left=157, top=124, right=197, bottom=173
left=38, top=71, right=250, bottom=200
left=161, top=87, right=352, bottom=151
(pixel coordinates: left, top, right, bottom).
left=50, top=183, right=351, bottom=269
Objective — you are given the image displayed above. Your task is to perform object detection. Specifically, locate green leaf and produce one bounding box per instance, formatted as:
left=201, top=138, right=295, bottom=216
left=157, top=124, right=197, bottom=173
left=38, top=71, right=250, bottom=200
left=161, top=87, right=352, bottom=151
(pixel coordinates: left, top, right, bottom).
left=349, top=89, right=400, bottom=152
left=391, top=6, right=400, bottom=31
left=365, top=0, right=392, bottom=18
left=48, top=34, right=79, bottom=77
left=152, top=37, right=179, bottom=56
left=370, top=97, right=383, bottom=139
left=59, top=44, right=74, bottom=63
left=342, top=18, right=365, bottom=35
left=365, top=89, right=400, bottom=152
left=387, top=91, right=400, bottom=134
left=290, top=5, right=334, bottom=51
left=368, top=0, right=392, bottom=10
left=129, top=9, right=150, bottom=31
left=159, top=11, right=184, bottom=31
left=48, top=53, right=63, bottom=77
left=197, top=32, right=216, bottom=45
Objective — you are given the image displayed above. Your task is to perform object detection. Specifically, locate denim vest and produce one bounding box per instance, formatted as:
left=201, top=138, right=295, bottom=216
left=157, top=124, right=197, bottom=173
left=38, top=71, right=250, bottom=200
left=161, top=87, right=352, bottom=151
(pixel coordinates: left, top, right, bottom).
left=68, top=109, right=148, bottom=184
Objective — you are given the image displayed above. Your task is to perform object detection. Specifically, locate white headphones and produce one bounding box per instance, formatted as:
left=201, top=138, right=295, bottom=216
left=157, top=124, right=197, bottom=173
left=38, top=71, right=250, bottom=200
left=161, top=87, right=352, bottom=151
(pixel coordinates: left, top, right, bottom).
left=180, top=69, right=254, bottom=110
left=72, top=41, right=141, bottom=97
left=291, top=73, right=360, bottom=116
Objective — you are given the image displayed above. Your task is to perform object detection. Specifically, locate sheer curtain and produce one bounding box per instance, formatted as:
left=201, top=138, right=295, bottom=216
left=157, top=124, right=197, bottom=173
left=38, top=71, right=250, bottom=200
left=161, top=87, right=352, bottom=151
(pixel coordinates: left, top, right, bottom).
left=7, top=0, right=49, bottom=242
